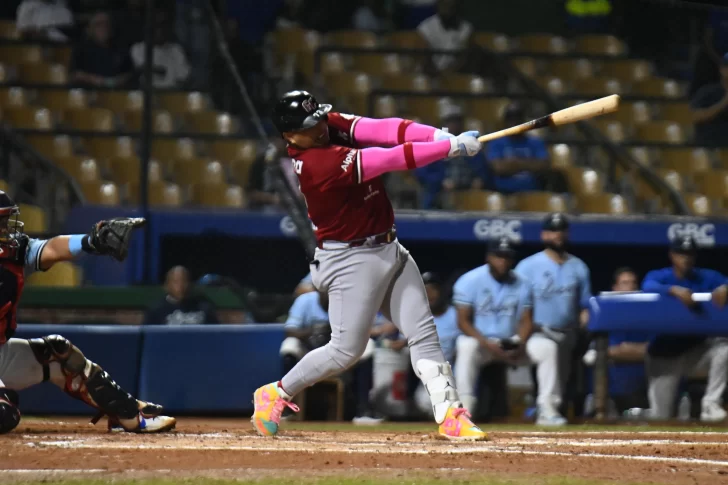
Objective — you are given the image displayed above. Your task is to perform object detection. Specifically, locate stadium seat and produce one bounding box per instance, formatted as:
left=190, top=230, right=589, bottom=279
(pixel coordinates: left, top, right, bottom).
left=62, top=108, right=115, bottom=132
left=465, top=97, right=510, bottom=123
left=659, top=103, right=692, bottom=124
left=574, top=35, right=626, bottom=56
left=683, top=193, right=713, bottom=216
left=273, top=27, right=309, bottom=59
left=592, top=120, right=626, bottom=143
left=546, top=58, right=594, bottom=81
left=121, top=110, right=174, bottom=133
left=635, top=122, right=686, bottom=144
left=0, top=87, right=27, bottom=108
left=50, top=46, right=72, bottom=67
left=464, top=117, right=484, bottom=133
left=228, top=158, right=256, bottom=187
left=716, top=149, right=728, bottom=170
left=549, top=144, right=575, bottom=168
left=694, top=171, right=728, bottom=199
left=0, top=45, right=43, bottom=64
left=574, top=78, right=624, bottom=96
left=602, top=100, right=651, bottom=126
left=291, top=32, right=325, bottom=81
left=208, top=140, right=257, bottom=163
left=565, top=167, right=603, bottom=195
left=38, top=89, right=88, bottom=111
left=316, top=53, right=346, bottom=75
left=83, top=136, right=135, bottom=159
left=385, top=31, right=428, bottom=49
left=327, top=30, right=378, bottom=48
left=535, top=76, right=568, bottom=96
left=472, top=32, right=511, bottom=53
left=600, top=59, right=653, bottom=83
left=0, top=63, right=11, bottom=83
left=577, top=193, right=630, bottom=214
left=381, top=73, right=431, bottom=92
left=192, top=183, right=245, bottom=208
left=170, top=158, right=218, bottom=185
left=25, top=134, right=74, bottom=159
left=452, top=190, right=506, bottom=212
left=657, top=148, right=711, bottom=176
left=151, top=138, right=196, bottom=162
left=404, top=96, right=444, bottom=125
left=516, top=34, right=569, bottom=54
left=351, top=53, right=401, bottom=76
left=324, top=72, right=371, bottom=99
left=17, top=203, right=47, bottom=233
left=27, top=262, right=82, bottom=287
left=0, top=179, right=8, bottom=192
left=95, top=91, right=144, bottom=112
left=656, top=168, right=684, bottom=192
left=55, top=156, right=100, bottom=182
left=2, top=107, right=53, bottom=130
left=512, top=192, right=568, bottom=212
left=0, top=20, right=18, bottom=39
left=633, top=78, right=682, bottom=98
left=373, top=96, right=398, bottom=118
left=628, top=146, right=653, bottom=166
left=128, top=181, right=182, bottom=207
left=157, top=92, right=210, bottom=114
left=18, top=63, right=67, bottom=84
left=184, top=112, right=237, bottom=135
left=81, top=180, right=121, bottom=205
left=109, top=157, right=162, bottom=185
left=511, top=57, right=538, bottom=77
left=439, top=74, right=491, bottom=94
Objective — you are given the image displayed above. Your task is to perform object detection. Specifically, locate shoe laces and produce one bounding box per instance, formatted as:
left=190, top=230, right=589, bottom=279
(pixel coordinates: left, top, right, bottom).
left=271, top=399, right=299, bottom=423
left=451, top=407, right=473, bottom=424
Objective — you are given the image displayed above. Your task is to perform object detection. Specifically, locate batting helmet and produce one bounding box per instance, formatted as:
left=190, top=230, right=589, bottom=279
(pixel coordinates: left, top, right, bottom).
left=272, top=90, right=332, bottom=134
left=0, top=190, right=23, bottom=249
left=0, top=388, right=20, bottom=434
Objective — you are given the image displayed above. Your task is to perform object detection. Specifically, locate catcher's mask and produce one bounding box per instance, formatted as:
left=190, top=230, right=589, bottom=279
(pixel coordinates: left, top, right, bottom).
left=0, top=191, right=23, bottom=250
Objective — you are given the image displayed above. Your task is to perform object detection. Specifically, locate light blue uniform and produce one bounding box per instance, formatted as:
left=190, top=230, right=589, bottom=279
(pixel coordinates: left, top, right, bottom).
left=452, top=265, right=532, bottom=339
left=25, top=238, right=48, bottom=273
left=433, top=306, right=460, bottom=363
left=515, top=251, right=591, bottom=329
left=285, top=291, right=328, bottom=330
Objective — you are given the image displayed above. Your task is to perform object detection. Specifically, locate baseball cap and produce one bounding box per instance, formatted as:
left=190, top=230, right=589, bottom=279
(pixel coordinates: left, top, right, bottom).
left=421, top=271, right=443, bottom=286
left=670, top=235, right=697, bottom=254
left=542, top=212, right=570, bottom=231
left=487, top=237, right=517, bottom=257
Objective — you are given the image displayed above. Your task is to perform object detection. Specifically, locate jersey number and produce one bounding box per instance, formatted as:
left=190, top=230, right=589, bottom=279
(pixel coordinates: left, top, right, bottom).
left=293, top=159, right=303, bottom=174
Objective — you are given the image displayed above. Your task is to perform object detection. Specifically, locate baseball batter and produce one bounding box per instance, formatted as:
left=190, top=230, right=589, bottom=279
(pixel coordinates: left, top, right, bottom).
left=0, top=192, right=176, bottom=434
left=252, top=90, right=487, bottom=440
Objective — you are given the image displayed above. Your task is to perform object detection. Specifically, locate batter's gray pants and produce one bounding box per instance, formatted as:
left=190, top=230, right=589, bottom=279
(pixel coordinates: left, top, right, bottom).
left=281, top=240, right=445, bottom=396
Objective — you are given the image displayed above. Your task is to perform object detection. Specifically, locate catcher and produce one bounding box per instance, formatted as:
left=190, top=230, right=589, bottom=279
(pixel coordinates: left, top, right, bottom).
left=0, top=191, right=176, bottom=434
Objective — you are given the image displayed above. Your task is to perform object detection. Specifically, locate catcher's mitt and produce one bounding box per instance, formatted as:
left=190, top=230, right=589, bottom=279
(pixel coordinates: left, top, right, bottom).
left=86, top=217, right=146, bottom=261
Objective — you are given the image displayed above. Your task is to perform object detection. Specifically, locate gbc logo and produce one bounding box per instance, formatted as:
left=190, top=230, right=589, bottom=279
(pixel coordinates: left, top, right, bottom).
left=668, top=223, right=715, bottom=246
left=341, top=149, right=356, bottom=172
left=279, top=216, right=298, bottom=237
left=473, top=219, right=522, bottom=242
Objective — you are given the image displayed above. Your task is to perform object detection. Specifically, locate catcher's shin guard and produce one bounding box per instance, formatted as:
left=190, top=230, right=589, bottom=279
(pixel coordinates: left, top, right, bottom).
left=27, top=335, right=174, bottom=432
left=0, top=388, right=20, bottom=434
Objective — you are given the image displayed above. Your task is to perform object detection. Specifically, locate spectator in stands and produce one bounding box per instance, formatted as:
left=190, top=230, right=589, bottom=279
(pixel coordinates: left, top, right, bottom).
left=295, top=272, right=315, bottom=296
left=689, top=10, right=728, bottom=97
left=690, top=52, right=728, bottom=147
left=130, top=20, right=189, bottom=88
left=281, top=290, right=383, bottom=424
left=641, top=235, right=728, bottom=422
left=417, top=0, right=474, bottom=75
left=247, top=139, right=295, bottom=211
left=485, top=103, right=565, bottom=194
left=143, top=266, right=220, bottom=325
left=70, top=12, right=134, bottom=88
left=415, top=100, right=487, bottom=209
left=16, top=0, right=74, bottom=42
left=353, top=0, right=391, bottom=33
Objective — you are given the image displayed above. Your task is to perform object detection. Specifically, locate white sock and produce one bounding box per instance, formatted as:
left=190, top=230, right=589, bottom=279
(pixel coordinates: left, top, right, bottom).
left=276, top=381, right=292, bottom=400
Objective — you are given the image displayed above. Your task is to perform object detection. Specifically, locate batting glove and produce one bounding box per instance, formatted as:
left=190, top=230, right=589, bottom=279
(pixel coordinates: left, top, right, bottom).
left=447, top=131, right=482, bottom=158
left=433, top=128, right=456, bottom=141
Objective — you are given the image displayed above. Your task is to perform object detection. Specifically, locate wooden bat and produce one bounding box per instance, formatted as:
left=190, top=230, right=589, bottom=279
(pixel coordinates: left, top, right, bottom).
left=477, top=94, right=621, bottom=143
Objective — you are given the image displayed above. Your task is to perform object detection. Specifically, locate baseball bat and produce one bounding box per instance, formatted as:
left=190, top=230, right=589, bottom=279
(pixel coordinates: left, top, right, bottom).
left=477, top=94, right=621, bottom=143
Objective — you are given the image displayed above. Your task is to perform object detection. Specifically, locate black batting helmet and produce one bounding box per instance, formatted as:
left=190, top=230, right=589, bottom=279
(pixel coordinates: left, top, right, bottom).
left=272, top=90, right=332, bottom=134
left=0, top=190, right=23, bottom=248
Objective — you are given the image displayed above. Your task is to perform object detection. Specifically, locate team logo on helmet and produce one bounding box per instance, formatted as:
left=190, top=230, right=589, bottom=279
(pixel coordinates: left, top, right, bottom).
left=301, top=97, right=316, bottom=113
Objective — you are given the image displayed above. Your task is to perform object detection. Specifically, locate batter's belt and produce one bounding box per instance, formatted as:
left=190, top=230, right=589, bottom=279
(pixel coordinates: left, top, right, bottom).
left=318, top=227, right=397, bottom=250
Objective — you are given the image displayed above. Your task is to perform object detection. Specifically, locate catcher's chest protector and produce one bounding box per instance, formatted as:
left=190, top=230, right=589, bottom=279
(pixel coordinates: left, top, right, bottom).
left=0, top=236, right=28, bottom=344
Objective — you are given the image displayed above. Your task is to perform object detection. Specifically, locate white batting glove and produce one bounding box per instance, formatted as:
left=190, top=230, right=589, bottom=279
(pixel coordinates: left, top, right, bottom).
left=434, top=128, right=455, bottom=141
left=447, top=131, right=482, bottom=158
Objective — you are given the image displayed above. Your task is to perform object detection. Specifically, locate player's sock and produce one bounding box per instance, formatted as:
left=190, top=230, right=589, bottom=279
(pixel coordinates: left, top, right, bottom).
left=277, top=381, right=293, bottom=400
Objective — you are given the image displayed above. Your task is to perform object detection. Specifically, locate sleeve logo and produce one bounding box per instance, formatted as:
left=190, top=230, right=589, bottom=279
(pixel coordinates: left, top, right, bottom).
left=341, top=149, right=356, bottom=172
left=301, top=97, right=316, bottom=113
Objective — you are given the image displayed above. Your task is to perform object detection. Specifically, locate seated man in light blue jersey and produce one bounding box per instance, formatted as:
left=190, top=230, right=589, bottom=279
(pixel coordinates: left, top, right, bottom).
left=453, top=237, right=534, bottom=415
left=516, top=213, right=592, bottom=426
left=281, top=290, right=383, bottom=424
left=294, top=271, right=315, bottom=296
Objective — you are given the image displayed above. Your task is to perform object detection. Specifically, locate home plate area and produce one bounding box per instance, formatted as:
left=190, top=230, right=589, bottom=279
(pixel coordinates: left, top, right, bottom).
left=1, top=418, right=728, bottom=484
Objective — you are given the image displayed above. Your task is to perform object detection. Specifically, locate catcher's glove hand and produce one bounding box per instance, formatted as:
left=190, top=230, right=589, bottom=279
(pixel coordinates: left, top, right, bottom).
left=83, top=217, right=146, bottom=261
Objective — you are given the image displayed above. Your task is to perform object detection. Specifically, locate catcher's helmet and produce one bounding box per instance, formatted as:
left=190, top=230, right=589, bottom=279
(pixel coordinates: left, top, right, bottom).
left=272, top=90, right=332, bottom=134
left=0, top=190, right=22, bottom=249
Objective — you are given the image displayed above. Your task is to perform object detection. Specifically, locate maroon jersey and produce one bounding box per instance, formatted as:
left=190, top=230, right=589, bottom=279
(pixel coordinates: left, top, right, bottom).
left=0, top=236, right=28, bottom=345
left=288, top=112, right=394, bottom=244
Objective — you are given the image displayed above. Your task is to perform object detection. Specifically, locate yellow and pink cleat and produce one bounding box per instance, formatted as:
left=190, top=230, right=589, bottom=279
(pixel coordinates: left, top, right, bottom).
left=252, top=382, right=299, bottom=437
left=438, top=406, right=489, bottom=441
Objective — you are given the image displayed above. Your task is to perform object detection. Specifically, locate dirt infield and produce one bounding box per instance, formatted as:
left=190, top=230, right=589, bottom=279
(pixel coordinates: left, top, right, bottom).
left=2, top=418, right=728, bottom=484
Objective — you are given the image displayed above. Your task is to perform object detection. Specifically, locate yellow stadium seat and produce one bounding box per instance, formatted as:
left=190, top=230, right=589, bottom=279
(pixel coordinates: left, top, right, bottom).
left=546, top=58, right=594, bottom=81
left=386, top=31, right=428, bottom=49
left=602, top=100, right=651, bottom=126
left=350, top=53, right=401, bottom=76
left=439, top=74, right=492, bottom=94
left=121, top=110, right=174, bottom=133
left=192, top=183, right=245, bottom=207
left=0, top=87, right=27, bottom=108
left=372, top=96, right=398, bottom=118
left=109, top=157, right=162, bottom=185
left=574, top=78, right=624, bottom=96
left=565, top=167, right=603, bottom=195
left=170, top=158, right=217, bottom=185
left=50, top=46, right=72, bottom=67
left=83, top=136, right=135, bottom=159
left=325, top=72, right=371, bottom=98
left=465, top=97, right=510, bottom=123
left=694, top=171, right=728, bottom=199
left=38, top=89, right=88, bottom=111
left=635, top=122, right=686, bottom=144
left=628, top=146, right=653, bottom=166
left=535, top=76, right=568, bottom=96
left=683, top=193, right=714, bottom=216
left=512, top=192, right=568, bottom=212
left=273, top=27, right=309, bottom=58
left=592, top=120, right=626, bottom=143
left=95, top=91, right=144, bottom=112
left=659, top=103, right=692, bottom=124
left=601, top=59, right=653, bottom=83
left=184, top=112, right=237, bottom=135
left=2, top=107, right=53, bottom=130
left=381, top=73, right=431, bottom=92
left=81, top=180, right=120, bottom=205
left=511, top=57, right=538, bottom=77
left=464, top=117, right=484, bottom=133
left=656, top=168, right=684, bottom=192
left=0, top=45, right=43, bottom=64
left=316, top=53, right=346, bottom=76
left=452, top=190, right=506, bottom=212
left=574, top=35, right=626, bottom=56
left=157, top=91, right=210, bottom=114
left=404, top=96, right=444, bottom=125
left=657, top=148, right=711, bottom=176
left=19, top=63, right=67, bottom=84
left=0, top=63, right=11, bottom=83
left=208, top=140, right=257, bottom=163
left=25, top=134, right=74, bottom=159
left=633, top=78, right=682, bottom=98
left=577, top=193, right=630, bottom=214
left=63, top=108, right=115, bottom=132
left=517, top=34, right=569, bottom=54
left=229, top=158, right=256, bottom=187
left=56, top=156, right=100, bottom=182
left=549, top=144, right=575, bottom=168
left=152, top=138, right=196, bottom=162
left=0, top=179, right=8, bottom=192
left=17, top=203, right=47, bottom=233
left=472, top=32, right=511, bottom=53
left=328, top=30, right=377, bottom=48
left=716, top=149, right=728, bottom=170
left=0, top=20, right=19, bottom=40
left=27, top=262, right=82, bottom=287
left=129, top=181, right=182, bottom=207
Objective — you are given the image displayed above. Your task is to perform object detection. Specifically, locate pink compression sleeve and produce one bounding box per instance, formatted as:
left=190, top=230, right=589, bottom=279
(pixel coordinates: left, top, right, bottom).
left=353, top=117, right=437, bottom=147
left=360, top=139, right=451, bottom=182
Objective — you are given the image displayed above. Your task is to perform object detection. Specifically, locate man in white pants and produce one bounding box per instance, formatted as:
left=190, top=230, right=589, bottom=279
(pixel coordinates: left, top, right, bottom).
left=516, top=213, right=592, bottom=426
left=453, top=237, right=533, bottom=415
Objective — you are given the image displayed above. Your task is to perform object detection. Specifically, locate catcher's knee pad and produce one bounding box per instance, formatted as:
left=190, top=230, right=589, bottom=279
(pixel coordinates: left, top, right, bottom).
left=28, top=335, right=138, bottom=420
left=0, top=388, right=20, bottom=434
